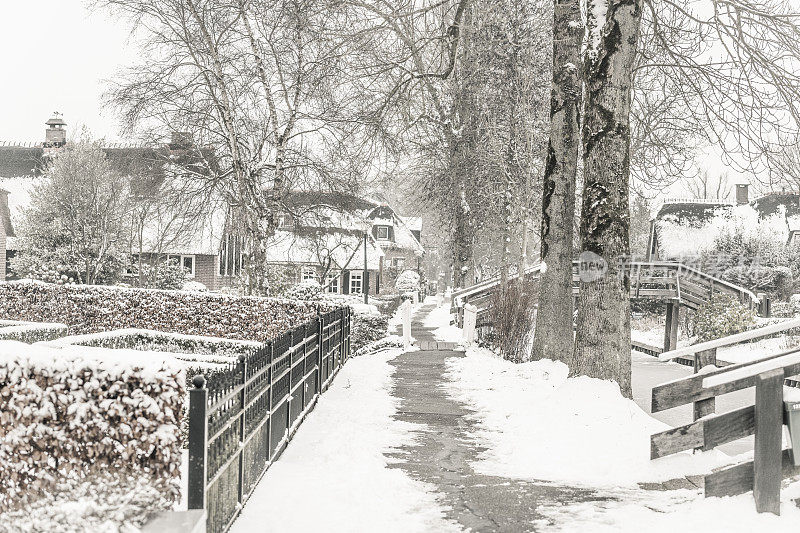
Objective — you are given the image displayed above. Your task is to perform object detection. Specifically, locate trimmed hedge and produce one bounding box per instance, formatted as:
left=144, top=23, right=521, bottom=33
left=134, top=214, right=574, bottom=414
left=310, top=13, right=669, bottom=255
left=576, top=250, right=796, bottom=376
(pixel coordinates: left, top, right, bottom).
left=0, top=341, right=185, bottom=512
left=0, top=281, right=335, bottom=342
left=0, top=320, right=68, bottom=344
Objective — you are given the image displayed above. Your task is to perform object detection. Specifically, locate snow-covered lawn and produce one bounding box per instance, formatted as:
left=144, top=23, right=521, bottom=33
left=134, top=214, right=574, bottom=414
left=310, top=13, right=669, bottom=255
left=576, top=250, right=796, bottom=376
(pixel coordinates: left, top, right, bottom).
left=229, top=349, right=456, bottom=533
left=444, top=347, right=732, bottom=488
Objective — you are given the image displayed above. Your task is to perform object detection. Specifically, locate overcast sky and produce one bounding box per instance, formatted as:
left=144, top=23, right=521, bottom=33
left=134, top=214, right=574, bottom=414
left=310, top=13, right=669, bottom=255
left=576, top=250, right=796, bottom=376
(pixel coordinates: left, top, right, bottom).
left=0, top=1, right=135, bottom=142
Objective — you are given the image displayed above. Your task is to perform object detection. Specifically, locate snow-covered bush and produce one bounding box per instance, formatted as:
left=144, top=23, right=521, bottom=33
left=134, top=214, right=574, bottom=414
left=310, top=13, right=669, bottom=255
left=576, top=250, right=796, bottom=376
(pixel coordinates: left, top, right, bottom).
left=692, top=294, right=756, bottom=342
left=0, top=320, right=68, bottom=343
left=182, top=280, right=208, bottom=292
left=351, top=312, right=389, bottom=353
left=138, top=261, right=189, bottom=290
left=0, top=281, right=334, bottom=342
left=722, top=265, right=793, bottom=299
left=0, top=341, right=184, bottom=513
left=353, top=335, right=405, bottom=357
left=394, top=270, right=420, bottom=295
left=283, top=279, right=323, bottom=301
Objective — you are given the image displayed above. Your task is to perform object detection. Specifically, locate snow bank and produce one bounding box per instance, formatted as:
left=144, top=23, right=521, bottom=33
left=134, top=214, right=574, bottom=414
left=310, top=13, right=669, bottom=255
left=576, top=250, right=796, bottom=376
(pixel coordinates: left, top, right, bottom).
left=230, top=350, right=456, bottom=533
left=444, top=347, right=732, bottom=488
left=534, top=481, right=800, bottom=532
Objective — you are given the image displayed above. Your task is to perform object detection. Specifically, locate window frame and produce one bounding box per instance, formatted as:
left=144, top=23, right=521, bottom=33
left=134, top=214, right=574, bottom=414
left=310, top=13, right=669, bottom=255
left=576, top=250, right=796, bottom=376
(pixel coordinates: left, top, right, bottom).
left=349, top=271, right=363, bottom=294
left=376, top=226, right=390, bottom=240
left=325, top=272, right=339, bottom=294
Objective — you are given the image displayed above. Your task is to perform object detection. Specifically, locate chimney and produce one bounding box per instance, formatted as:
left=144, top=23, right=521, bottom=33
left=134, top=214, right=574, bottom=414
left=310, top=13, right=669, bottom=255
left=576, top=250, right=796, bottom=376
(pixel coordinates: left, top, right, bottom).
left=735, top=183, right=749, bottom=205
left=44, top=113, right=67, bottom=147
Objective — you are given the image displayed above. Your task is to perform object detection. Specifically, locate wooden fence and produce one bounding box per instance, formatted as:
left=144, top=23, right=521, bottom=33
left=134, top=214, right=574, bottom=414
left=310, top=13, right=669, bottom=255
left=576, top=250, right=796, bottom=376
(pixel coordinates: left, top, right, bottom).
left=187, top=307, right=351, bottom=533
left=652, top=321, right=800, bottom=514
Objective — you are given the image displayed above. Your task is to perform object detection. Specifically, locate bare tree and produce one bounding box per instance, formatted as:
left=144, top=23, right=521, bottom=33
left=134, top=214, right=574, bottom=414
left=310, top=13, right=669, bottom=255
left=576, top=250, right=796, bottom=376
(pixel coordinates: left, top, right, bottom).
left=684, top=170, right=732, bottom=200
left=531, top=0, right=583, bottom=362
left=571, top=0, right=643, bottom=398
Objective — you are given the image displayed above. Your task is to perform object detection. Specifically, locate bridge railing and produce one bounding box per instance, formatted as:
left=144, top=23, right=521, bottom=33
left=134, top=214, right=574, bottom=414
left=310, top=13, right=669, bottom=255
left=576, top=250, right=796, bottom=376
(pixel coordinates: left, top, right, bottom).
left=650, top=345, right=800, bottom=514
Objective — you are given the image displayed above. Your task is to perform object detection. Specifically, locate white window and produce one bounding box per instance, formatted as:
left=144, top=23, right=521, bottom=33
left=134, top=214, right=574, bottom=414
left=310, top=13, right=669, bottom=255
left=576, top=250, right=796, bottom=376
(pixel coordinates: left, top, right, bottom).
left=167, top=254, right=195, bottom=277
left=376, top=226, right=389, bottom=240
left=391, top=257, right=405, bottom=269
left=302, top=267, right=317, bottom=282
left=325, top=272, right=339, bottom=294
left=350, top=271, right=363, bottom=294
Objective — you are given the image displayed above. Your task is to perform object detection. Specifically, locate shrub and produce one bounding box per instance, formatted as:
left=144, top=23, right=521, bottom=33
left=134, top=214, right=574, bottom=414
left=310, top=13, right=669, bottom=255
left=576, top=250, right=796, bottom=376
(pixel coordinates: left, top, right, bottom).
left=283, top=279, right=323, bottom=301
left=722, top=265, right=793, bottom=299
left=0, top=342, right=184, bottom=512
left=353, top=335, right=405, bottom=357
left=0, top=281, right=335, bottom=343
left=488, top=279, right=539, bottom=362
left=692, top=293, right=756, bottom=342
left=139, top=261, right=189, bottom=290
left=351, top=312, right=389, bottom=353
left=0, top=320, right=68, bottom=343
left=395, top=270, right=420, bottom=295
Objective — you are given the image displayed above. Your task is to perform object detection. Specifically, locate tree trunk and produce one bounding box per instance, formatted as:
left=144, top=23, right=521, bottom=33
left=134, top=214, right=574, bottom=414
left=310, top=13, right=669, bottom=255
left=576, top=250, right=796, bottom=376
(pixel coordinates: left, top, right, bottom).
left=531, top=0, right=582, bottom=362
left=571, top=0, right=642, bottom=398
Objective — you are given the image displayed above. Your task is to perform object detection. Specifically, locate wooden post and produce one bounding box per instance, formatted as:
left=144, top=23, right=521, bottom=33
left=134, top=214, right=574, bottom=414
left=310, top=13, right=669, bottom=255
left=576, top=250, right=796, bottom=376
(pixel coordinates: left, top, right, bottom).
left=664, top=300, right=679, bottom=352
left=754, top=368, right=784, bottom=515
left=402, top=300, right=412, bottom=350
left=693, top=348, right=717, bottom=423
left=187, top=375, right=208, bottom=511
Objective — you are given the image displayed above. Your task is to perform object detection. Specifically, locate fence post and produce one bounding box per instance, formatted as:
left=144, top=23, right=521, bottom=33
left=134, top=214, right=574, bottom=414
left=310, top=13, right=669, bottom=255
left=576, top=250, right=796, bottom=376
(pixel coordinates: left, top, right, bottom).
left=187, top=375, right=208, bottom=511
left=267, top=341, right=274, bottom=462
left=693, top=348, right=717, bottom=424
left=463, top=303, right=477, bottom=345
left=317, top=314, right=324, bottom=392
left=237, top=354, right=247, bottom=504
left=402, top=300, right=412, bottom=350
left=754, top=368, right=784, bottom=515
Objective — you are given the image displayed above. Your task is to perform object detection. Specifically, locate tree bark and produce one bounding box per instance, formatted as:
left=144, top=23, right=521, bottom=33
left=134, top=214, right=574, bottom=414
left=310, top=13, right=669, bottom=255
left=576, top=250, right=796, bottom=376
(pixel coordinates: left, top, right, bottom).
left=531, top=0, right=582, bottom=362
left=571, top=0, right=642, bottom=398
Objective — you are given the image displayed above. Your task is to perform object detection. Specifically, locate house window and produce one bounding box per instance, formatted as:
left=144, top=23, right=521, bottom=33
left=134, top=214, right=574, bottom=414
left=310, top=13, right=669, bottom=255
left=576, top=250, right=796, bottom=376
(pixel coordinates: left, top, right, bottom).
left=302, top=267, right=317, bottom=282
left=376, top=226, right=390, bottom=240
left=325, top=272, right=339, bottom=294
left=350, top=271, right=363, bottom=294
left=391, top=257, right=405, bottom=269
left=219, top=234, right=243, bottom=277
left=168, top=254, right=195, bottom=277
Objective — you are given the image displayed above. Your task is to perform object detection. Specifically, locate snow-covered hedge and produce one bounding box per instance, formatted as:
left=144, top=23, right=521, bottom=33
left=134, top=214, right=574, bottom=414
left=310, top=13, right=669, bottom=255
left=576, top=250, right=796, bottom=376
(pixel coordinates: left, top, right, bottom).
left=0, top=281, right=334, bottom=342
left=283, top=279, right=323, bottom=301
left=353, top=335, right=405, bottom=357
left=0, top=320, right=68, bottom=344
left=351, top=313, right=389, bottom=353
left=0, top=341, right=185, bottom=512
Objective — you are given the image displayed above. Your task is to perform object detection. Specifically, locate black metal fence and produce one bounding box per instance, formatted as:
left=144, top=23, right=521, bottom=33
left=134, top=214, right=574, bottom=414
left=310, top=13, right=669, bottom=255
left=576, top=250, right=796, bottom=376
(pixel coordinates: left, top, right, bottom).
left=187, top=307, right=352, bottom=533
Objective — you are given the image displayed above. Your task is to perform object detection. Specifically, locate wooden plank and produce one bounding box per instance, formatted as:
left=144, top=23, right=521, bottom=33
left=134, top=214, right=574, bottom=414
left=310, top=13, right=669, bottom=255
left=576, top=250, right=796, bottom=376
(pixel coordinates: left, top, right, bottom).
left=652, top=347, right=800, bottom=412
left=705, top=448, right=800, bottom=499
left=694, top=348, right=717, bottom=425
left=703, top=351, right=800, bottom=389
left=754, top=369, right=783, bottom=514
left=659, top=317, right=800, bottom=361
left=651, top=405, right=755, bottom=459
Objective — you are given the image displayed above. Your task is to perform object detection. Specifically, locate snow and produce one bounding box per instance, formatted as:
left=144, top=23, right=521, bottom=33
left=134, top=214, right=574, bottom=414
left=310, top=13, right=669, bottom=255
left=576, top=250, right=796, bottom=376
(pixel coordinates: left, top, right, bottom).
left=423, top=302, right=462, bottom=343
left=716, top=335, right=800, bottom=365
left=443, top=347, right=732, bottom=488
left=229, top=349, right=457, bottom=533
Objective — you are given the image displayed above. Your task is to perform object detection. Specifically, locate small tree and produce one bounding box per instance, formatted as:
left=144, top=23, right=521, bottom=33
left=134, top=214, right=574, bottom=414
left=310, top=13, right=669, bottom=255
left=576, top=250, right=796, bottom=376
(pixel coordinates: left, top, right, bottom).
left=13, top=142, right=131, bottom=285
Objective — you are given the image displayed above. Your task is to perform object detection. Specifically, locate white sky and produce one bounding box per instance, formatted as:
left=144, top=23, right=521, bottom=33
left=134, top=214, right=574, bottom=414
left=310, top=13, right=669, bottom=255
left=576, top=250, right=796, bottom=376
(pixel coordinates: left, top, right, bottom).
left=0, top=1, right=136, bottom=142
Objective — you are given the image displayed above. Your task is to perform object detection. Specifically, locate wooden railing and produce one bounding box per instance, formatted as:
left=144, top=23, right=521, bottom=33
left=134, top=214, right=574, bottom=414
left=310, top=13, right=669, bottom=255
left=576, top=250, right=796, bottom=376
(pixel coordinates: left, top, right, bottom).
left=651, top=346, right=800, bottom=514
left=451, top=261, right=764, bottom=331
left=187, top=308, right=351, bottom=533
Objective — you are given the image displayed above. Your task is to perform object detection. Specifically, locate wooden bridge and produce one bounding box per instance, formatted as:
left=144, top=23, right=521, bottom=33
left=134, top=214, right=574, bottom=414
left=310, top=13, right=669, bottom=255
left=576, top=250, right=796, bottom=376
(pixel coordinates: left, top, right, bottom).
left=451, top=260, right=767, bottom=353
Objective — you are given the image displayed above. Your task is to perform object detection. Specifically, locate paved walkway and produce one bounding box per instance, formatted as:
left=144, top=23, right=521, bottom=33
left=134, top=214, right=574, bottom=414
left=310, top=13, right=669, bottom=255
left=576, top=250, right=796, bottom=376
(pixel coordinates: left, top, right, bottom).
left=386, top=303, right=611, bottom=532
